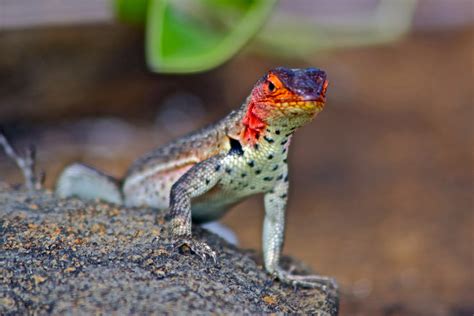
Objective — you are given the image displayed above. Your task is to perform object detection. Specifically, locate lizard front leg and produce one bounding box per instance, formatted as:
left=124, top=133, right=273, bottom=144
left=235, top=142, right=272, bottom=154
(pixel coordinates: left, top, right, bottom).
left=263, top=173, right=338, bottom=292
left=166, top=155, right=225, bottom=262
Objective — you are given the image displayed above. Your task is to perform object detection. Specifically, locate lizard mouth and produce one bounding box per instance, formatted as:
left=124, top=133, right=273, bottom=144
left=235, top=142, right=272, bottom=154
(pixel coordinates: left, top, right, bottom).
left=274, top=79, right=328, bottom=112
left=273, top=100, right=325, bottom=112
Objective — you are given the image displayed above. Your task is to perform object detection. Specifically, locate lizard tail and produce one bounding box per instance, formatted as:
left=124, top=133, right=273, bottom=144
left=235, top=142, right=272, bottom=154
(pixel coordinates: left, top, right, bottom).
left=56, top=163, right=123, bottom=204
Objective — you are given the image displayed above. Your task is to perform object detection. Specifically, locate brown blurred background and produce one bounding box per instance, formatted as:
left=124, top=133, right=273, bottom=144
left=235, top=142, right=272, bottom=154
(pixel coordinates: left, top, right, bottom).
left=0, top=1, right=473, bottom=315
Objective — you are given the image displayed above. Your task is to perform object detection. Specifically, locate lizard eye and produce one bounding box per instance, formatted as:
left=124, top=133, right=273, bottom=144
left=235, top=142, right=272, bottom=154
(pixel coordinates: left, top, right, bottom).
left=267, top=81, right=276, bottom=92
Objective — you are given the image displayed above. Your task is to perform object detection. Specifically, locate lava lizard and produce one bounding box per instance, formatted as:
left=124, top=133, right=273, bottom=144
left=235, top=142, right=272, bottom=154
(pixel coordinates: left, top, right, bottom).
left=56, top=67, right=336, bottom=291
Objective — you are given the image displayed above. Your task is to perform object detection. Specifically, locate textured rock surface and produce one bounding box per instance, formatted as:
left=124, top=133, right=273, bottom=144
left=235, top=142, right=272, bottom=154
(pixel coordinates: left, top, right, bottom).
left=0, top=183, right=338, bottom=315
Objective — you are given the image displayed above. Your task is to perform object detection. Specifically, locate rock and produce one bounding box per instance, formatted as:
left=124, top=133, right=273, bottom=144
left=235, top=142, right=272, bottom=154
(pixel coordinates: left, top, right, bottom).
left=0, top=183, right=338, bottom=315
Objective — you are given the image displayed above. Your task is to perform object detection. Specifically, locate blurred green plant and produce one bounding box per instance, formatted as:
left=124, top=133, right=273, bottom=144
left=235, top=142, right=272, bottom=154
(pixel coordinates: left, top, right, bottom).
left=115, top=0, right=277, bottom=73
left=256, top=0, right=417, bottom=57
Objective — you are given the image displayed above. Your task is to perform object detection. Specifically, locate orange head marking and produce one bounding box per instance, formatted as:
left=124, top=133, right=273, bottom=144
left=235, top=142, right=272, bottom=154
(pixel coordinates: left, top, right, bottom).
left=241, top=67, right=329, bottom=145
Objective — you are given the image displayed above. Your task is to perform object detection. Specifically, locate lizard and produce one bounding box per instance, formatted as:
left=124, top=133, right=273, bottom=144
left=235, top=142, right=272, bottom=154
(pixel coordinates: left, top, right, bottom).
left=56, top=67, right=336, bottom=291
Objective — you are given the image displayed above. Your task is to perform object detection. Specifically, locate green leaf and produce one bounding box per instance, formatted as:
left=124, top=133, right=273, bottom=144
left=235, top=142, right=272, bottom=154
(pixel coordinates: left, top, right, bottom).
left=115, top=0, right=149, bottom=25
left=146, top=0, right=277, bottom=73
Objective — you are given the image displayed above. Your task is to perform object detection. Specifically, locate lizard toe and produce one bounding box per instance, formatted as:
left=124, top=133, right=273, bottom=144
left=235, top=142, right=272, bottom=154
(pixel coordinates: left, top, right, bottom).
left=175, top=238, right=217, bottom=264
left=275, top=268, right=339, bottom=293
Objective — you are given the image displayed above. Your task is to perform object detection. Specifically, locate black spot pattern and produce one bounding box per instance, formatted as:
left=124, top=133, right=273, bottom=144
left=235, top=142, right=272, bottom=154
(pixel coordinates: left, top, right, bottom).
left=263, top=136, right=274, bottom=144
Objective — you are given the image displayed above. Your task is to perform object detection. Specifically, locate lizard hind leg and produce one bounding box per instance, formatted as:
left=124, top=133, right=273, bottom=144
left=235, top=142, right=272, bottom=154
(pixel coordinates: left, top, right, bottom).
left=56, top=163, right=123, bottom=204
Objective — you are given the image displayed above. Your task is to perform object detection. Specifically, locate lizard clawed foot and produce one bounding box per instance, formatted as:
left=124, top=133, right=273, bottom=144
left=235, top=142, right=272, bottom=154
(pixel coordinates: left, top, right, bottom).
left=275, top=268, right=338, bottom=293
left=174, top=237, right=217, bottom=263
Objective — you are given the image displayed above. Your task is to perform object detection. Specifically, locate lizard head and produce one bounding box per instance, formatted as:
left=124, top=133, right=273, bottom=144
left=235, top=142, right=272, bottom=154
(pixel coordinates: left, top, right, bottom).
left=242, top=67, right=328, bottom=144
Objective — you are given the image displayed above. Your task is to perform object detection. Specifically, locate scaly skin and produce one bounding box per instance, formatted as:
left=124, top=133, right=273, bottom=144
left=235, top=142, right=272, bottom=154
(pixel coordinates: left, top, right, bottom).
left=56, top=67, right=337, bottom=291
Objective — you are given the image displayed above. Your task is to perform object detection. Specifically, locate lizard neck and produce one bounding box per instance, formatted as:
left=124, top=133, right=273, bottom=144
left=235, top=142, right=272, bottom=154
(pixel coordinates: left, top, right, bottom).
left=240, top=100, right=266, bottom=146
left=224, top=97, right=297, bottom=152
left=242, top=111, right=294, bottom=160
left=259, top=127, right=293, bottom=154
left=242, top=127, right=293, bottom=171
left=239, top=99, right=298, bottom=146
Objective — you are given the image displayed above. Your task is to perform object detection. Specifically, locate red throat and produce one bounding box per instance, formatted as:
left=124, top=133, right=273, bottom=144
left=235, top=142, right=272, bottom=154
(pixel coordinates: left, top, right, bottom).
left=241, top=101, right=267, bottom=145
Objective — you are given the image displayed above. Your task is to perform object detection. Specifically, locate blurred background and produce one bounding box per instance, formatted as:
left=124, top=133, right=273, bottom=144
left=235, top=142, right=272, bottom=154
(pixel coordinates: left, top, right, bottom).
left=0, top=0, right=473, bottom=315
